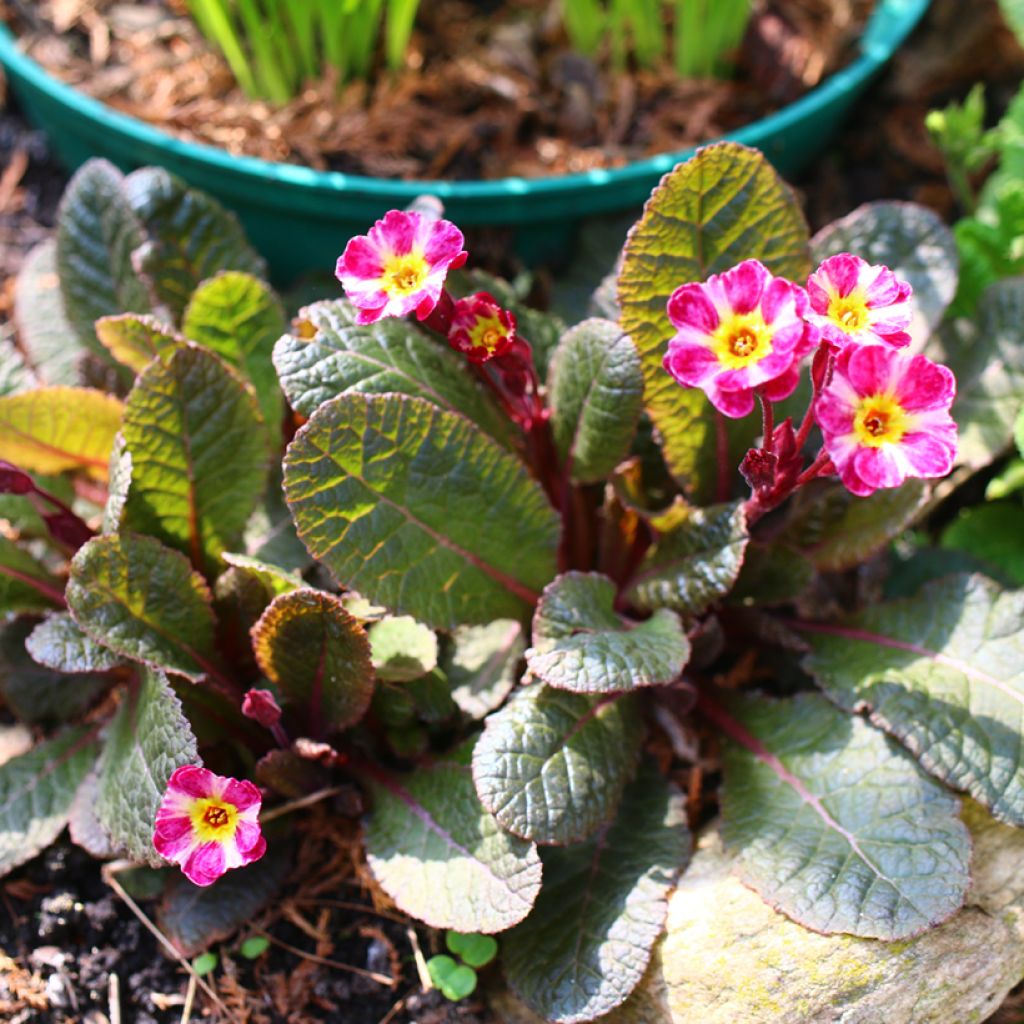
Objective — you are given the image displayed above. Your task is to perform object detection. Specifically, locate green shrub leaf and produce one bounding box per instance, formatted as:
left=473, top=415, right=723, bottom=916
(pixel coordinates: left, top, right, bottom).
left=0, top=726, right=101, bottom=877
left=801, top=573, right=1024, bottom=825
left=941, top=503, right=1024, bottom=586
left=95, top=669, right=199, bottom=864
left=220, top=553, right=302, bottom=599
left=26, top=613, right=125, bottom=673
left=617, top=143, right=810, bottom=497
left=368, top=615, right=439, bottom=683
left=446, top=930, right=498, bottom=968
left=95, top=313, right=185, bottom=372
left=547, top=320, right=643, bottom=483
left=0, top=537, right=64, bottom=614
left=273, top=299, right=512, bottom=446
left=626, top=501, right=748, bottom=615
left=716, top=691, right=970, bottom=939
left=364, top=758, right=542, bottom=933
left=251, top=589, right=373, bottom=733
left=527, top=572, right=688, bottom=693
left=427, top=955, right=477, bottom=1000
left=284, top=393, right=559, bottom=629
left=444, top=620, right=524, bottom=719
left=67, top=534, right=218, bottom=683
left=503, top=763, right=689, bottom=1024
left=472, top=686, right=643, bottom=844
left=121, top=345, right=270, bottom=575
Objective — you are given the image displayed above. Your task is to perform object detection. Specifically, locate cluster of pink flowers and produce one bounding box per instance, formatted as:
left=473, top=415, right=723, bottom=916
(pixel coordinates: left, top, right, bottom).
left=664, top=253, right=957, bottom=498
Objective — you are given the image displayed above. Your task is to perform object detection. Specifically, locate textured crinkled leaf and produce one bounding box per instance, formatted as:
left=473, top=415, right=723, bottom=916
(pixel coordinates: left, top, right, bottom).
left=220, top=553, right=302, bottom=598
left=124, top=167, right=265, bottom=320
left=26, top=613, right=126, bottom=673
left=801, top=573, right=1024, bottom=825
left=473, top=687, right=644, bottom=844
left=0, top=387, right=123, bottom=479
left=284, top=393, right=559, bottom=629
left=243, top=466, right=310, bottom=573
left=368, top=615, right=439, bottom=683
left=96, top=669, right=199, bottom=864
left=729, top=543, right=815, bottom=606
left=67, top=534, right=218, bottom=682
left=121, top=345, right=270, bottom=574
left=365, top=758, right=542, bottom=933
left=0, top=341, right=37, bottom=397
left=159, top=841, right=291, bottom=956
left=527, top=572, right=688, bottom=693
left=548, top=320, right=643, bottom=483
left=95, top=313, right=184, bottom=372
left=67, top=768, right=118, bottom=858
left=812, top=201, right=959, bottom=343
left=627, top=501, right=748, bottom=616
left=504, top=763, right=689, bottom=1023
left=780, top=479, right=928, bottom=572
left=617, top=143, right=811, bottom=497
left=55, top=160, right=151, bottom=351
left=444, top=620, right=524, bottom=719
left=0, top=726, right=101, bottom=876
left=182, top=271, right=286, bottom=431
left=274, top=299, right=512, bottom=446
left=102, top=433, right=132, bottom=535
left=0, top=536, right=63, bottom=614
left=251, top=589, right=374, bottom=732
left=13, top=241, right=82, bottom=386
left=941, top=503, right=1024, bottom=586
left=929, top=278, right=1024, bottom=469
left=718, top=691, right=970, bottom=939
left=0, top=619, right=110, bottom=724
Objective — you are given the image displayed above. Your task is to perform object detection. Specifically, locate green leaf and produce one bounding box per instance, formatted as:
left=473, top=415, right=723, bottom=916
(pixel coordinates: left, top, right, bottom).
left=503, top=763, right=689, bottom=1024
left=0, top=387, right=123, bottom=480
left=364, top=758, right=542, bottom=932
left=273, top=299, right=513, bottom=447
left=617, top=143, right=811, bottom=497
left=243, top=465, right=310, bottom=573
left=284, top=393, right=560, bottom=629
left=0, top=726, right=100, bottom=877
left=527, top=572, right=688, bottom=693
left=94, top=313, right=185, bottom=372
left=103, top=433, right=132, bottom=535
left=801, top=573, right=1024, bottom=826
left=239, top=936, right=270, bottom=959
left=811, top=201, right=959, bottom=341
left=444, top=620, right=524, bottom=719
left=0, top=341, right=37, bottom=397
left=941, top=503, right=1024, bottom=586
left=220, top=553, right=302, bottom=599
left=626, top=501, right=748, bottom=616
left=998, top=0, right=1024, bottom=51
left=780, top=479, right=928, bottom=572
left=192, top=952, right=218, bottom=976
left=67, top=534, right=219, bottom=683
left=368, top=615, right=439, bottom=683
left=406, top=669, right=457, bottom=723
left=716, top=691, right=970, bottom=939
left=547, top=320, right=643, bottom=483
left=728, top=542, right=815, bottom=606
left=251, top=589, right=374, bottom=733
left=95, top=670, right=198, bottom=864
left=158, top=842, right=291, bottom=956
left=182, top=271, right=286, bottom=431
left=929, top=278, right=1024, bottom=469
left=55, top=160, right=151, bottom=351
left=446, top=931, right=498, bottom=968
left=472, top=687, right=644, bottom=844
left=26, top=613, right=126, bottom=673
left=124, top=167, right=265, bottom=321
left=0, top=537, right=64, bottom=614
left=427, top=955, right=478, bottom=1001
left=121, top=344, right=270, bottom=575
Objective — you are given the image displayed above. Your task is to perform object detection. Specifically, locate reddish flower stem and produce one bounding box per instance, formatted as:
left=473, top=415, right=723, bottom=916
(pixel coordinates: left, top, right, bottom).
left=759, top=393, right=775, bottom=455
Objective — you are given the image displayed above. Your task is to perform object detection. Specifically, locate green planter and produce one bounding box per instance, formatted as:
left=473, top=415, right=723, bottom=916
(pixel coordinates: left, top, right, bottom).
left=0, top=0, right=930, bottom=284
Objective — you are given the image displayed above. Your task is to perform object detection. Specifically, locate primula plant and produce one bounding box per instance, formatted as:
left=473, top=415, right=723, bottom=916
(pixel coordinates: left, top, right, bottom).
left=2, top=142, right=1024, bottom=1022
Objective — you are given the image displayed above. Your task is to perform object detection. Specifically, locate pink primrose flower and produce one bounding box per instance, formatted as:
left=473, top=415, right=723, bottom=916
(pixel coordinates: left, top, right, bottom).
left=336, top=210, right=468, bottom=325
left=153, top=765, right=266, bottom=887
left=448, top=292, right=517, bottom=362
left=806, top=253, right=913, bottom=350
left=663, top=259, right=817, bottom=418
left=815, top=344, right=957, bottom=497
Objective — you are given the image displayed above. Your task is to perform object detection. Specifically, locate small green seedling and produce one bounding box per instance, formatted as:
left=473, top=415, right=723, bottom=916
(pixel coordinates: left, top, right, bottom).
left=239, top=935, right=271, bottom=960
left=446, top=930, right=498, bottom=969
left=192, top=951, right=219, bottom=976
left=427, top=954, right=477, bottom=1001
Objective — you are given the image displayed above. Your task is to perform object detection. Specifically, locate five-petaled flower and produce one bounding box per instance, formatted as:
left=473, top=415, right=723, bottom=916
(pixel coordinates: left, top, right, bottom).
left=335, top=210, right=467, bottom=325
left=663, top=259, right=817, bottom=418
left=815, top=344, right=957, bottom=497
left=806, top=253, right=913, bottom=350
left=448, top=292, right=517, bottom=362
left=153, top=765, right=266, bottom=887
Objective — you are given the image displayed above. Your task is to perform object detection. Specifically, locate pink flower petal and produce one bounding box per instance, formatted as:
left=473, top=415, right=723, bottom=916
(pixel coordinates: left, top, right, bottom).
left=664, top=341, right=719, bottom=387
left=900, top=431, right=957, bottom=477
left=895, top=357, right=956, bottom=412
left=815, top=253, right=865, bottom=299
left=760, top=363, right=802, bottom=403
left=183, top=842, right=227, bottom=887
left=221, top=778, right=262, bottom=812
left=852, top=446, right=906, bottom=491
left=721, top=260, right=768, bottom=315
left=843, top=344, right=900, bottom=397
left=167, top=765, right=214, bottom=800
left=667, top=284, right=720, bottom=334
left=708, top=382, right=755, bottom=418
left=338, top=236, right=384, bottom=280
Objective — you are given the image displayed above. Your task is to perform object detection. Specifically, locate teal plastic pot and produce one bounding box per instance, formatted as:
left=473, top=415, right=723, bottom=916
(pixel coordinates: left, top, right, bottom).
left=0, top=0, right=930, bottom=283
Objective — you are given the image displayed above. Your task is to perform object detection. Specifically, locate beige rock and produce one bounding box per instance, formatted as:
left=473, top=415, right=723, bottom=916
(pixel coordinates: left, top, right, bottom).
left=492, top=803, right=1024, bottom=1024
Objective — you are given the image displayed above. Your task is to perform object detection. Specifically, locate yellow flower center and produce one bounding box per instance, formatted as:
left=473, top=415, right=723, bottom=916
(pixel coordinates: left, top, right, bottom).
left=853, top=393, right=909, bottom=447
left=470, top=314, right=509, bottom=353
left=190, top=798, right=239, bottom=843
left=828, top=292, right=870, bottom=332
left=711, top=312, right=773, bottom=370
left=382, top=252, right=429, bottom=297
